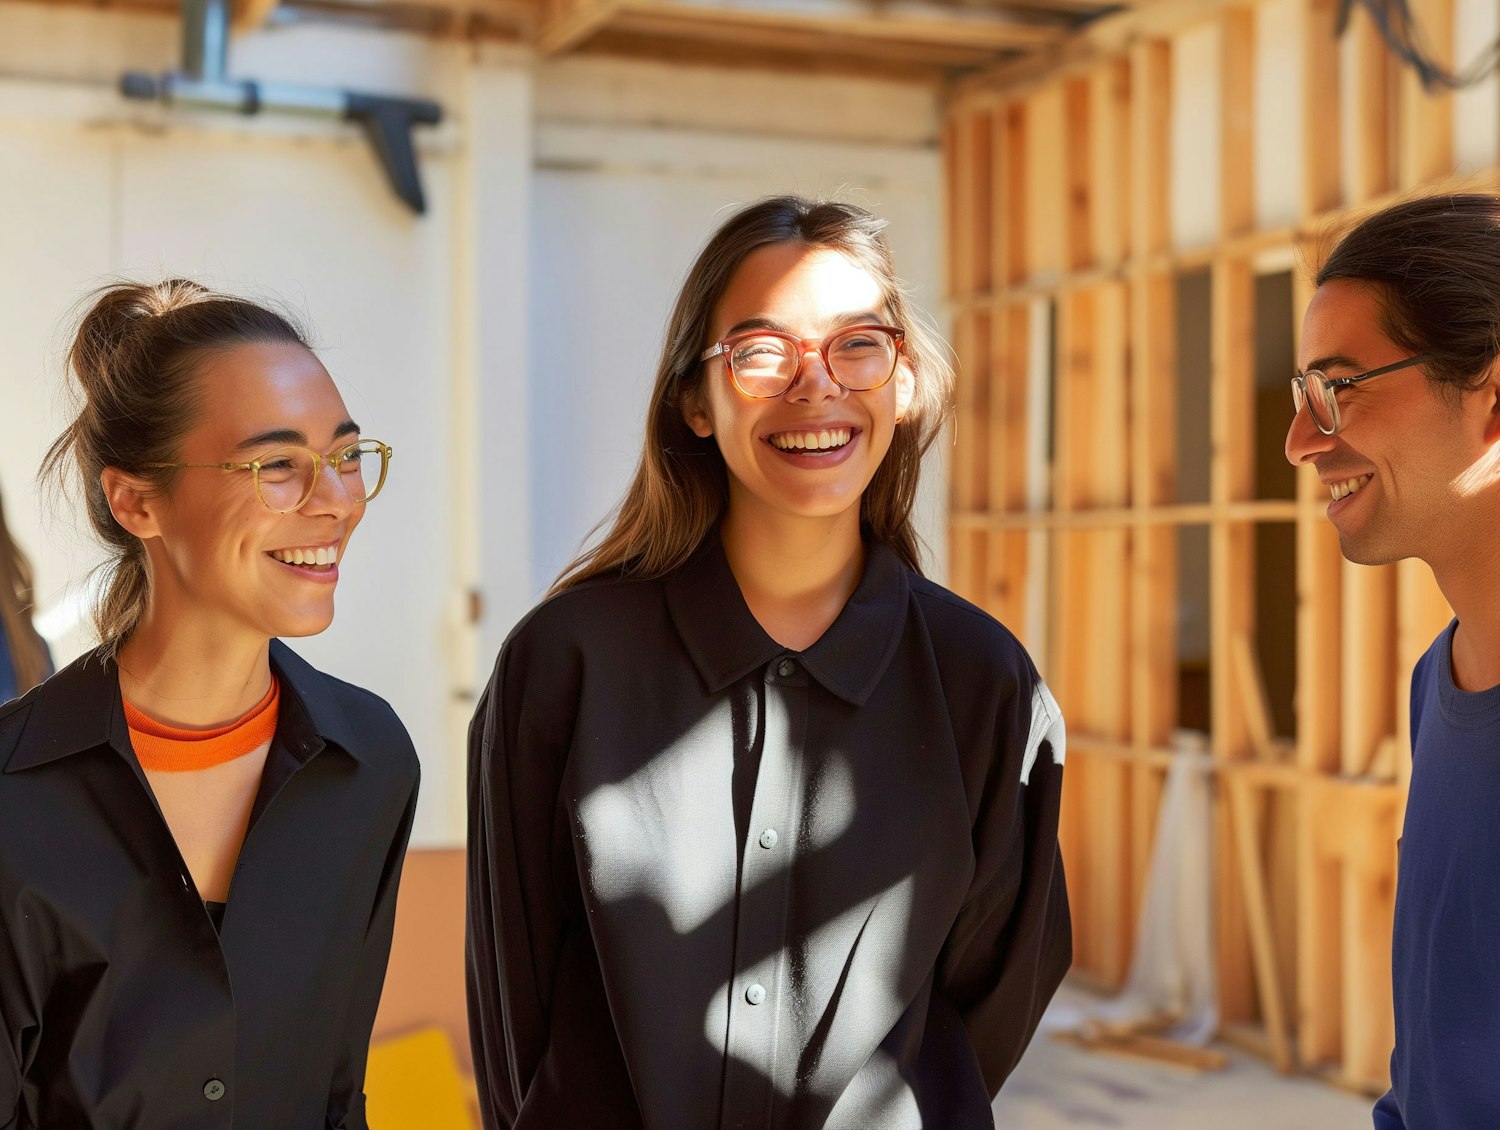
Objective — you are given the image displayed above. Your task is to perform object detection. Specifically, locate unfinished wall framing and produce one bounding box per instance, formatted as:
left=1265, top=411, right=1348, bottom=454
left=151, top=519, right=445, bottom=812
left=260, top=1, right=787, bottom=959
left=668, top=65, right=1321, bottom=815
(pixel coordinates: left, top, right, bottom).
left=944, top=0, right=1497, bottom=1093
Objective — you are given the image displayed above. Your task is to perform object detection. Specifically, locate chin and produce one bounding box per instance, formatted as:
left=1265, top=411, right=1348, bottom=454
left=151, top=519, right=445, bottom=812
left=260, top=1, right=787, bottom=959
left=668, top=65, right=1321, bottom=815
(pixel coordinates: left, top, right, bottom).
left=272, top=606, right=338, bottom=639
left=1336, top=531, right=1409, bottom=568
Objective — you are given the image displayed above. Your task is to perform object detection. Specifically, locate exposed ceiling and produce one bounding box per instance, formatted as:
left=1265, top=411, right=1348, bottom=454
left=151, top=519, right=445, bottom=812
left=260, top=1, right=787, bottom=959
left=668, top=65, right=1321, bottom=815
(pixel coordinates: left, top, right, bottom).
left=29, top=0, right=1133, bottom=82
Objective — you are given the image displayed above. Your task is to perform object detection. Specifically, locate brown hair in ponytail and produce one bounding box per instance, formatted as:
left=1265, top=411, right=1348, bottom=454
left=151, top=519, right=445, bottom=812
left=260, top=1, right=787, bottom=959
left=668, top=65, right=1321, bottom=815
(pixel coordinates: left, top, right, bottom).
left=0, top=483, right=49, bottom=694
left=41, top=279, right=309, bottom=656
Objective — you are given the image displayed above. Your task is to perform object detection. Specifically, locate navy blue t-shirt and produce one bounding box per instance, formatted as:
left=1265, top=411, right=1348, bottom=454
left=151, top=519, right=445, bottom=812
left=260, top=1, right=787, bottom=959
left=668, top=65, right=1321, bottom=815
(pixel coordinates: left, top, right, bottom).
left=1374, top=620, right=1500, bottom=1129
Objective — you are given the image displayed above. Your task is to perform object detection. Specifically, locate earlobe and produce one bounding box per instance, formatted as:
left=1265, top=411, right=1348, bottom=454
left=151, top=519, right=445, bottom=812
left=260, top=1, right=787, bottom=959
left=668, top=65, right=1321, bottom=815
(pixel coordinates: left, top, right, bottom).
left=100, top=468, right=162, bottom=540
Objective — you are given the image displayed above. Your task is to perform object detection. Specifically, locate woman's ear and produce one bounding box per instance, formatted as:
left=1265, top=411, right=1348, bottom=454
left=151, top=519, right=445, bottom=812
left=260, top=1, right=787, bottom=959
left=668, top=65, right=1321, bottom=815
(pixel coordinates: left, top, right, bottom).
left=100, top=468, right=163, bottom=540
left=682, top=385, right=715, bottom=439
left=894, top=360, right=915, bottom=424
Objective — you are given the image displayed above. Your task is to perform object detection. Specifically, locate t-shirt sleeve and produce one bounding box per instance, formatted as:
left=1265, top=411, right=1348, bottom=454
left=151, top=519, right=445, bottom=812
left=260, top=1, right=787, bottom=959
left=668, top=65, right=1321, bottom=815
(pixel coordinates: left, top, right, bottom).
left=1373, top=1086, right=1405, bottom=1129
left=937, top=654, right=1072, bottom=1094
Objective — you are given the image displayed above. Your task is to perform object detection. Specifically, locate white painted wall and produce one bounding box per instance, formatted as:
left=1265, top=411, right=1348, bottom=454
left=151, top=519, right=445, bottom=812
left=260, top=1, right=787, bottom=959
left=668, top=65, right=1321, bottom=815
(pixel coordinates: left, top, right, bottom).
left=0, top=7, right=944, bottom=845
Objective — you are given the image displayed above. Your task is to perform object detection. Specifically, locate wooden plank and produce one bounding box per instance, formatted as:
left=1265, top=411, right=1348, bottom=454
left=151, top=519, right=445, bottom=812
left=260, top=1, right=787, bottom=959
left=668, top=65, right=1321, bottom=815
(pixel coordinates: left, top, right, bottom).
left=1065, top=76, right=1094, bottom=271
left=948, top=113, right=978, bottom=302
left=1220, top=6, right=1255, bottom=238
left=1025, top=85, right=1068, bottom=284
left=610, top=0, right=1073, bottom=50
left=1298, top=779, right=1344, bottom=1066
left=1300, top=0, right=1342, bottom=217
left=1055, top=1027, right=1231, bottom=1072
left=1395, top=558, right=1450, bottom=794
left=1341, top=787, right=1397, bottom=1089
left=538, top=0, right=621, bottom=53
left=1341, top=563, right=1395, bottom=776
left=1345, top=3, right=1393, bottom=203
left=1232, top=632, right=1275, bottom=757
left=1227, top=771, right=1295, bottom=1072
left=969, top=111, right=996, bottom=298
left=1395, top=0, right=1454, bottom=190
left=990, top=112, right=1013, bottom=303
left=1090, top=58, right=1131, bottom=271
left=1129, top=39, right=1172, bottom=263
left=995, top=302, right=1032, bottom=513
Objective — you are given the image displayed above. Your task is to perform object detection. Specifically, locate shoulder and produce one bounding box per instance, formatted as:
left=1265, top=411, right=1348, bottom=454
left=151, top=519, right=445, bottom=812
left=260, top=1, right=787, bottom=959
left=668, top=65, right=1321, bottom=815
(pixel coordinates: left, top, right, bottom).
left=500, top=573, right=666, bottom=667
left=908, top=573, right=1036, bottom=681
left=273, top=644, right=420, bottom=786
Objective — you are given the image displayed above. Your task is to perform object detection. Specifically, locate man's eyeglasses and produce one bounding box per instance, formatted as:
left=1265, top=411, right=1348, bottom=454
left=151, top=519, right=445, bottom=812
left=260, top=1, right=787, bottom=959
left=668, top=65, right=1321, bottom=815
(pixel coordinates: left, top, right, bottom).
left=1291, top=354, right=1435, bottom=436
left=146, top=439, right=393, bottom=514
left=701, top=324, right=905, bottom=399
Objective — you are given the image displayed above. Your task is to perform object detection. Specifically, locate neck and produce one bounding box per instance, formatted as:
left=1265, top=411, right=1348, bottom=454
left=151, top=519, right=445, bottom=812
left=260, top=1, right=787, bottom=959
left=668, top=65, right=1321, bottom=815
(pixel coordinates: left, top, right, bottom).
left=1430, top=531, right=1500, bottom=693
left=116, top=605, right=273, bottom=729
left=720, top=495, right=865, bottom=652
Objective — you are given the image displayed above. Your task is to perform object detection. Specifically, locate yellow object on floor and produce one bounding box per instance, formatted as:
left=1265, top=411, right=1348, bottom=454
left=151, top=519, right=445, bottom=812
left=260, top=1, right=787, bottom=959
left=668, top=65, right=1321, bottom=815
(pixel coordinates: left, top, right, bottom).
left=365, top=1027, right=477, bottom=1130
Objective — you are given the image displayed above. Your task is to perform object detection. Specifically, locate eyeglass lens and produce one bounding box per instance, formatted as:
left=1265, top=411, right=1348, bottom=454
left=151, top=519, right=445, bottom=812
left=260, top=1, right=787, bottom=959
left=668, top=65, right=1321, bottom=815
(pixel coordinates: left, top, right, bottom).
left=1293, top=373, right=1336, bottom=433
left=254, top=442, right=388, bottom=513
left=728, top=326, right=898, bottom=397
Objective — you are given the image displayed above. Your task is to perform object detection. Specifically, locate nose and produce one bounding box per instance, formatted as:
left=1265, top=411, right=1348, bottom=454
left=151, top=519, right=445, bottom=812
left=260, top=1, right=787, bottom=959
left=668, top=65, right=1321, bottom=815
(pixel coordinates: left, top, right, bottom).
left=784, top=347, right=843, bottom=404
left=303, top=454, right=360, bottom=517
left=1285, top=398, right=1336, bottom=466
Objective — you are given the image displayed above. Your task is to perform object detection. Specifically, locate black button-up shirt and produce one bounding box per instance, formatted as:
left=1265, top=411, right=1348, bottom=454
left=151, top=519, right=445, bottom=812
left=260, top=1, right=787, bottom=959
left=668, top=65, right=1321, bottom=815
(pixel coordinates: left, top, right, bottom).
left=0, top=641, right=419, bottom=1129
left=467, top=534, right=1070, bottom=1129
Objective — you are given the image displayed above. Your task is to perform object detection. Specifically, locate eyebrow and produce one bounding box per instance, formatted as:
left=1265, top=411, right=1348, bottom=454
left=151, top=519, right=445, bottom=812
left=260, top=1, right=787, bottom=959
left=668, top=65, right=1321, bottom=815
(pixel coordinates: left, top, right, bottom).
left=1298, top=355, right=1362, bottom=377
left=722, top=311, right=887, bottom=338
left=234, top=419, right=360, bottom=452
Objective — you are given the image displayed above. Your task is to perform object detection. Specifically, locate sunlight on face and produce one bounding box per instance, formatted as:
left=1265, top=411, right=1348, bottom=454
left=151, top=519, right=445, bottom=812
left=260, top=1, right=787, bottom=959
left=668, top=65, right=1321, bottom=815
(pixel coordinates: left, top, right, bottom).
left=686, top=242, right=914, bottom=526
left=146, top=341, right=367, bottom=642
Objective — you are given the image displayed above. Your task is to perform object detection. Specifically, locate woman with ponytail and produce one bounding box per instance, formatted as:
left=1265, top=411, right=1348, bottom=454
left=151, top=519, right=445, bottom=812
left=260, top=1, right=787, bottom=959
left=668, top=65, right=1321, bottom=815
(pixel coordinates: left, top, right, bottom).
left=0, top=482, right=51, bottom=704
left=0, top=280, right=419, bottom=1129
left=467, top=197, right=1070, bottom=1129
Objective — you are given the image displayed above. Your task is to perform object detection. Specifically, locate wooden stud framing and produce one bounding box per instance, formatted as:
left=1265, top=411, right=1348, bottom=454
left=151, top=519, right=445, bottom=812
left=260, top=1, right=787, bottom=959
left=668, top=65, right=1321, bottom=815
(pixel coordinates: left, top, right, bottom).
left=942, top=0, right=1478, bottom=1094
left=1396, top=0, right=1453, bottom=191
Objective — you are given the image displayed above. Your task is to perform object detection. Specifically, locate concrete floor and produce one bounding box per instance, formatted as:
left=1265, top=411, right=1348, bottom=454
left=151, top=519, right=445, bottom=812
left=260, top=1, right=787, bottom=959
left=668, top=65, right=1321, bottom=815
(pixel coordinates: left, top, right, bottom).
left=992, top=988, right=1374, bottom=1130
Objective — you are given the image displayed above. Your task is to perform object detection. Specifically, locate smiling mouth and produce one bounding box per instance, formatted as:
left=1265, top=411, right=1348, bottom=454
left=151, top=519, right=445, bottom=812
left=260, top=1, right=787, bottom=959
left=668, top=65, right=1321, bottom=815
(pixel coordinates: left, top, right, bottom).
left=268, top=545, right=339, bottom=570
left=1330, top=475, right=1371, bottom=502
left=767, top=428, right=853, bottom=453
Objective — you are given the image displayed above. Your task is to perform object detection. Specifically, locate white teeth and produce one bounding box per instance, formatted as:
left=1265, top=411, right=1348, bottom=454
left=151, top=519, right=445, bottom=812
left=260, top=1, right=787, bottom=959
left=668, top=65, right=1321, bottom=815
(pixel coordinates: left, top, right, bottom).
left=271, top=546, right=338, bottom=567
left=1330, top=476, right=1369, bottom=501
left=770, top=428, right=852, bottom=452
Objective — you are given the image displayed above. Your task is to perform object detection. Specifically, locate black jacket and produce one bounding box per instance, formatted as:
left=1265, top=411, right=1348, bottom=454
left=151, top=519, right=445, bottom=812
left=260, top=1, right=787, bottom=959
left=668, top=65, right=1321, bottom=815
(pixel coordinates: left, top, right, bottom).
left=0, top=640, right=419, bottom=1129
left=467, top=535, right=1070, bottom=1129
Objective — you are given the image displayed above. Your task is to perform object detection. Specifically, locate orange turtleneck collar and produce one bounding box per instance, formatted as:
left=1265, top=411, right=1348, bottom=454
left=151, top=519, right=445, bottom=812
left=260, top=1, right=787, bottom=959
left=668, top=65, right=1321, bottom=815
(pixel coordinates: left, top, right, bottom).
left=124, top=678, right=280, bottom=773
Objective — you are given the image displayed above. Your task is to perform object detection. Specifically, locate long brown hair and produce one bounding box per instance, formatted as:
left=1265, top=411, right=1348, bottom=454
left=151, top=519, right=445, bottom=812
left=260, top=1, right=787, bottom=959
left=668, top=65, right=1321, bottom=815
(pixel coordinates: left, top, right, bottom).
left=0, top=482, right=50, bottom=694
left=552, top=196, right=954, bottom=593
left=41, top=279, right=309, bottom=656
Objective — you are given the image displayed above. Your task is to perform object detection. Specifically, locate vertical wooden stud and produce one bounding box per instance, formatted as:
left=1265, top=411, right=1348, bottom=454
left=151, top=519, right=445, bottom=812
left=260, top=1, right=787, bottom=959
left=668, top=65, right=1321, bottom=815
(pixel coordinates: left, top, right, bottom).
left=1221, top=6, right=1256, bottom=239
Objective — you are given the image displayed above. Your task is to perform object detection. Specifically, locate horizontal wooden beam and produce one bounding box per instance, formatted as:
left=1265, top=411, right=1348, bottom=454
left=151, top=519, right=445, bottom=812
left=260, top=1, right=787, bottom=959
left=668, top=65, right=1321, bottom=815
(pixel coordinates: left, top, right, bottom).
left=603, top=0, right=1073, bottom=52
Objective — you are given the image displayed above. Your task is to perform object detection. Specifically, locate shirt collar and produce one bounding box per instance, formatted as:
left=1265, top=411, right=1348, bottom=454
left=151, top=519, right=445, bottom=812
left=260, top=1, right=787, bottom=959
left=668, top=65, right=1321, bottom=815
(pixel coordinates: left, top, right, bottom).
left=4, top=638, right=364, bottom=772
left=664, top=530, right=910, bottom=707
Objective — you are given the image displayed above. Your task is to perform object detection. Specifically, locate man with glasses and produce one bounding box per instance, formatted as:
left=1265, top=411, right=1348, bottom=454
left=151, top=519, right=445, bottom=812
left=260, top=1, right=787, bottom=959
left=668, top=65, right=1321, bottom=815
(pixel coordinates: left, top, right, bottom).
left=1285, top=194, right=1500, bottom=1130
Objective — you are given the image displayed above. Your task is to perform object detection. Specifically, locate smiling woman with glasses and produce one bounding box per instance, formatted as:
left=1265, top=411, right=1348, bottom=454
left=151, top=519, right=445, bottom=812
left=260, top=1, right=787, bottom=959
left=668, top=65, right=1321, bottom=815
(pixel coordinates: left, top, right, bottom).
left=467, top=197, right=1070, bottom=1129
left=0, top=280, right=418, bottom=1130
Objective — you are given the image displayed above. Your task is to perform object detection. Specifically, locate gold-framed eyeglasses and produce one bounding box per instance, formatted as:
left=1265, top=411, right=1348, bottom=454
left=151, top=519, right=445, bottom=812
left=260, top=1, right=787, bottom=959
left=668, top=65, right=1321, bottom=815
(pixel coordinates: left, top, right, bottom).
left=701, top=324, right=906, bottom=399
left=146, top=439, right=394, bottom=514
left=1291, top=354, right=1434, bottom=436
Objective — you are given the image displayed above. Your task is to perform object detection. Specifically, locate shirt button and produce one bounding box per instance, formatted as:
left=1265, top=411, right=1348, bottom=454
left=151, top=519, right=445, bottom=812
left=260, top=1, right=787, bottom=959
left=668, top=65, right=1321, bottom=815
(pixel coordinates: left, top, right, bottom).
left=745, top=983, right=766, bottom=1006
left=758, top=828, right=779, bottom=850
left=777, top=659, right=797, bottom=677
left=203, top=1078, right=226, bottom=1102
